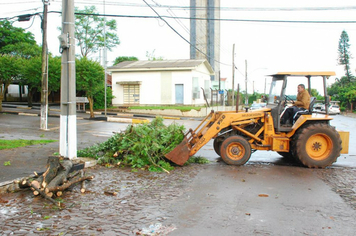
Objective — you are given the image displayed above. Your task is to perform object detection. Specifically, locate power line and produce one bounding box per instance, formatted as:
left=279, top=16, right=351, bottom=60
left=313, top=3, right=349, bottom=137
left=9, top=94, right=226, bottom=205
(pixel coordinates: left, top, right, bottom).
left=61, top=1, right=356, bottom=12
left=5, top=10, right=355, bottom=24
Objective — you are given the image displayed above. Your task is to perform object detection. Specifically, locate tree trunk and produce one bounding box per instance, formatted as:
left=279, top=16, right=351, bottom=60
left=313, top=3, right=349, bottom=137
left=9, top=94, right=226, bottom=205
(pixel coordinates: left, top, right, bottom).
left=0, top=94, right=3, bottom=112
left=27, top=87, right=35, bottom=107
left=45, top=160, right=73, bottom=192
left=88, top=96, right=94, bottom=118
left=0, top=83, right=10, bottom=112
left=31, top=156, right=61, bottom=189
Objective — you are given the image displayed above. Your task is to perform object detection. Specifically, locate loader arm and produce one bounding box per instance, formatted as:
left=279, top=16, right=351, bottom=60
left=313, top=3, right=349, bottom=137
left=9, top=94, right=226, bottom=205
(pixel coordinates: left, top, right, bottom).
left=165, top=110, right=265, bottom=165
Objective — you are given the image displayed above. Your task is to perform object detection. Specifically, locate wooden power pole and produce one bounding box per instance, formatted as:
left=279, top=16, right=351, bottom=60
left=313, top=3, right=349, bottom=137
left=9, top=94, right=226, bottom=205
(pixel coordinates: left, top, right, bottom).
left=232, top=44, right=235, bottom=108
left=40, top=0, right=49, bottom=130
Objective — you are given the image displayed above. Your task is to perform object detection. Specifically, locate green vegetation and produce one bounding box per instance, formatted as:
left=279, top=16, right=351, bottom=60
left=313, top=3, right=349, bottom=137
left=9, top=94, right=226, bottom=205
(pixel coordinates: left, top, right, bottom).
left=185, top=156, right=210, bottom=165
left=128, top=105, right=204, bottom=112
left=3, top=161, right=11, bottom=166
left=78, top=117, right=208, bottom=172
left=329, top=30, right=356, bottom=112
left=74, top=6, right=120, bottom=57
left=0, top=140, right=57, bottom=150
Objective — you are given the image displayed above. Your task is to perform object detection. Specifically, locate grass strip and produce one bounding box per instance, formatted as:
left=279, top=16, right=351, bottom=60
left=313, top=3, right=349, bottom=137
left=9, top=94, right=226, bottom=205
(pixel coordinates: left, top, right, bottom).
left=0, top=139, right=57, bottom=150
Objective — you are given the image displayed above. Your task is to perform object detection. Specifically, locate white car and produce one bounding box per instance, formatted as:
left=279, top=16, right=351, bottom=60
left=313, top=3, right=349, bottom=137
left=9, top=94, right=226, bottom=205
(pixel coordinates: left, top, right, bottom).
left=250, top=103, right=267, bottom=110
left=329, top=105, right=340, bottom=114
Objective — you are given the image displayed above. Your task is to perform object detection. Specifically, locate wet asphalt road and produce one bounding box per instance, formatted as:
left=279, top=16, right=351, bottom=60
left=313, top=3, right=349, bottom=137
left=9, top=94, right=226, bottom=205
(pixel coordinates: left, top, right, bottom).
left=0, top=111, right=355, bottom=235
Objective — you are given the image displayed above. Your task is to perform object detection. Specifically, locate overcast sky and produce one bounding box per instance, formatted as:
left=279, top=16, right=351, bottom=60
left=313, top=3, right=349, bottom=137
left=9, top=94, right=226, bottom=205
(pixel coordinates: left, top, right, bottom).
left=1, top=0, right=356, bottom=94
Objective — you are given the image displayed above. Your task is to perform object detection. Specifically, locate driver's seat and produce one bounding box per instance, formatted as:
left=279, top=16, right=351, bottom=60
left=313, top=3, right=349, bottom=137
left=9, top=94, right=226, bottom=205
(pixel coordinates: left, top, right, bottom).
left=293, top=97, right=316, bottom=123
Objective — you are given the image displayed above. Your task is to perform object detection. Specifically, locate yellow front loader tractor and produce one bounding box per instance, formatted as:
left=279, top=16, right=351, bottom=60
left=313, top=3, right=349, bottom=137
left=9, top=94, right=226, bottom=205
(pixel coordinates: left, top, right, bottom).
left=166, top=72, right=349, bottom=168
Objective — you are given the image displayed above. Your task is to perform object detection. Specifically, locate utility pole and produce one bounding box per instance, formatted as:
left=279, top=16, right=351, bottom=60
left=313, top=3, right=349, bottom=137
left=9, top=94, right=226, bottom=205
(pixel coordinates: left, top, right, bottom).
left=40, top=0, right=49, bottom=130
left=103, top=0, right=107, bottom=117
left=245, top=59, right=248, bottom=105
left=59, top=0, right=77, bottom=159
left=232, top=44, right=235, bottom=108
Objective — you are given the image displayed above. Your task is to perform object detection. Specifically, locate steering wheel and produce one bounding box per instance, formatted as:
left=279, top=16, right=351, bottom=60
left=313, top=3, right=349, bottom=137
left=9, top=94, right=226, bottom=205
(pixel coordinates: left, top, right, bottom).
left=284, top=95, right=294, bottom=104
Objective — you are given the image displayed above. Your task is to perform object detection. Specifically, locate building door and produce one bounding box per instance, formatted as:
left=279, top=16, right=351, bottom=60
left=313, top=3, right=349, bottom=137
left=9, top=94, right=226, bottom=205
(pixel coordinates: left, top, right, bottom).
left=123, top=84, right=140, bottom=104
left=175, top=84, right=184, bottom=104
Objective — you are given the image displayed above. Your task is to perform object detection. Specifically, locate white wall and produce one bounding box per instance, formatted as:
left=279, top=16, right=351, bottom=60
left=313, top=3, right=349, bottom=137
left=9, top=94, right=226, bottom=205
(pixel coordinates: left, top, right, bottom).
left=111, top=65, right=212, bottom=106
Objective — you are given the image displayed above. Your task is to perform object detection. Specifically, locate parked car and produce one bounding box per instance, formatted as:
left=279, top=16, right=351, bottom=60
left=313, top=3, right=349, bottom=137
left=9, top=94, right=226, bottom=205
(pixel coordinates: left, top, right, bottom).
left=250, top=103, right=267, bottom=110
left=313, top=103, right=324, bottom=113
left=317, top=104, right=340, bottom=115
left=329, top=105, right=340, bottom=114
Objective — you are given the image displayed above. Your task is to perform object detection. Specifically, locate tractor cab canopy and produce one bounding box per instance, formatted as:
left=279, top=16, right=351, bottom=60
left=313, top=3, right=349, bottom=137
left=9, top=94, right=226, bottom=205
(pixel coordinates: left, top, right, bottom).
left=267, top=71, right=335, bottom=114
left=266, top=71, right=336, bottom=132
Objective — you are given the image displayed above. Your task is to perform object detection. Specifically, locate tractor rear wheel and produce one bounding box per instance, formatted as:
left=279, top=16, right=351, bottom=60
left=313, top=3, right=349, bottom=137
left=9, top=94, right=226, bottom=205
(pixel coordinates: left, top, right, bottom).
left=294, top=123, right=341, bottom=168
left=220, top=135, right=251, bottom=165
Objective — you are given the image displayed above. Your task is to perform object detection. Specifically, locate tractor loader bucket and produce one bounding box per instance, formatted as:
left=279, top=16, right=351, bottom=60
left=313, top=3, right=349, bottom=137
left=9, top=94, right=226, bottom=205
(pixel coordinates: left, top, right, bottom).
left=165, top=136, right=191, bottom=166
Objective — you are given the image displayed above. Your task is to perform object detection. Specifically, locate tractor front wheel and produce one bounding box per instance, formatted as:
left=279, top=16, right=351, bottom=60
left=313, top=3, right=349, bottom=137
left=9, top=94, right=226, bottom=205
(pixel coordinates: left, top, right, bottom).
left=213, top=137, right=224, bottom=156
left=294, top=123, right=341, bottom=168
left=220, top=135, right=251, bottom=165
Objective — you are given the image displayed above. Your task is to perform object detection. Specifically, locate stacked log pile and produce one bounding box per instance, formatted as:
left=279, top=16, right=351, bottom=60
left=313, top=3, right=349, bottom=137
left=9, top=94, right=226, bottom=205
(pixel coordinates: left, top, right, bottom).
left=20, top=156, right=94, bottom=206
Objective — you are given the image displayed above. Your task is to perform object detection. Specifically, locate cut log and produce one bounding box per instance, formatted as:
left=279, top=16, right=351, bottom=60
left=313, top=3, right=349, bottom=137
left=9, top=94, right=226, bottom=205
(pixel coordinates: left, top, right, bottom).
left=31, top=156, right=61, bottom=189
left=31, top=183, right=60, bottom=206
left=80, top=170, right=86, bottom=193
left=45, top=160, right=73, bottom=193
left=41, top=156, right=61, bottom=188
left=104, top=191, right=118, bottom=196
left=45, top=175, right=94, bottom=193
left=19, top=178, right=31, bottom=188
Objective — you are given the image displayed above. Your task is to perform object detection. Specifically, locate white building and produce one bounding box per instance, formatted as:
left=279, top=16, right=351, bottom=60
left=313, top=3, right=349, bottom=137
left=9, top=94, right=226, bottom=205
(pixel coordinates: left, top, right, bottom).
left=108, top=59, right=214, bottom=106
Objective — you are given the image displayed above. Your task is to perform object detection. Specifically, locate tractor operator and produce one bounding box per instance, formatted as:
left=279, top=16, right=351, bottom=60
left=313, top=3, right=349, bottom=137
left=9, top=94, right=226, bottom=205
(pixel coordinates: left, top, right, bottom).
left=281, top=84, right=310, bottom=125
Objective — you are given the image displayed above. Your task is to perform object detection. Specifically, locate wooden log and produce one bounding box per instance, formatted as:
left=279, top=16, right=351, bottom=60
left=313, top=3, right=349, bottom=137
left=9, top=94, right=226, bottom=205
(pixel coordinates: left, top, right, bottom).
left=80, top=170, right=86, bottom=193
left=31, top=156, right=61, bottom=189
left=104, top=191, right=117, bottom=196
left=45, top=160, right=73, bottom=193
left=30, top=183, right=60, bottom=206
left=45, top=175, right=94, bottom=193
left=18, top=178, right=31, bottom=188
left=31, top=176, right=43, bottom=190
left=67, top=170, right=80, bottom=180
left=41, top=156, right=61, bottom=188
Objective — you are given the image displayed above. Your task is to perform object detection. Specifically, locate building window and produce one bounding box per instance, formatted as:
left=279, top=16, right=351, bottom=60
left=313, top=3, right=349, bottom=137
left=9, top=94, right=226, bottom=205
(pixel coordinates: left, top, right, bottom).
left=192, top=77, right=200, bottom=99
left=123, top=84, right=140, bottom=104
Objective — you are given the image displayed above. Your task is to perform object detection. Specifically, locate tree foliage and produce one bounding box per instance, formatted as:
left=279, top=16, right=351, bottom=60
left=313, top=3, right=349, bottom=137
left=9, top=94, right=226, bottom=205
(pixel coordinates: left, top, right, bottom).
left=19, top=55, right=61, bottom=107
left=0, top=55, right=21, bottom=111
left=328, top=76, right=356, bottom=111
left=0, top=20, right=40, bottom=58
left=76, top=57, right=105, bottom=117
left=113, top=56, right=138, bottom=65
left=146, top=49, right=164, bottom=61
left=75, top=6, right=120, bottom=57
left=338, top=30, right=353, bottom=82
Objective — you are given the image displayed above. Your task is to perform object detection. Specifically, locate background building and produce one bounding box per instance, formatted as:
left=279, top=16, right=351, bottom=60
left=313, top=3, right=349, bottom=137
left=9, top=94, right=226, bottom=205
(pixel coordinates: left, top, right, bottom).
left=190, top=0, right=220, bottom=83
